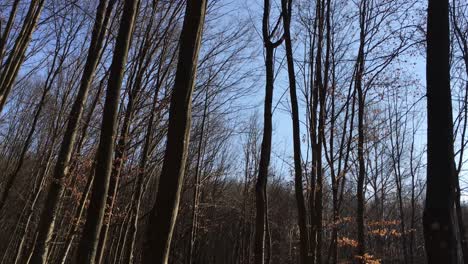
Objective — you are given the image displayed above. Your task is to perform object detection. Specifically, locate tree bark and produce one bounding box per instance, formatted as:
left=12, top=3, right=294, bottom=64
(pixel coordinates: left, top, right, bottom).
left=281, top=0, right=311, bottom=263
left=188, top=86, right=209, bottom=264
left=75, top=0, right=139, bottom=262
left=254, top=0, right=283, bottom=262
left=29, top=0, right=114, bottom=262
left=355, top=1, right=367, bottom=260
left=424, top=0, right=461, bottom=262
left=143, top=1, right=207, bottom=263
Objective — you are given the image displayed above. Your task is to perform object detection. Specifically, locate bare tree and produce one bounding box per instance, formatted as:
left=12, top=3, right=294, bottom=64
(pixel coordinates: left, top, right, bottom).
left=281, top=0, right=310, bottom=263
left=254, top=1, right=283, bottom=263
left=29, top=1, right=116, bottom=262
left=75, top=0, right=140, bottom=262
left=143, top=1, right=207, bottom=263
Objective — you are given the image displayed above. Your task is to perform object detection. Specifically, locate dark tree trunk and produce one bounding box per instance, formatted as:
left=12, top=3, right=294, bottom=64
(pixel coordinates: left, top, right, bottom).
left=143, top=1, right=207, bottom=263
left=281, top=0, right=310, bottom=263
left=355, top=1, right=367, bottom=260
left=254, top=1, right=282, bottom=262
left=424, top=0, right=461, bottom=262
left=188, top=87, right=209, bottom=264
left=75, top=0, right=139, bottom=262
left=29, top=0, right=114, bottom=262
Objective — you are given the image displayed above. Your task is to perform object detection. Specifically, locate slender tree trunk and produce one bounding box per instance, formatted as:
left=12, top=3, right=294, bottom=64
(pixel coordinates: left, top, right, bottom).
left=51, top=87, right=105, bottom=263
left=13, top=178, right=47, bottom=264
left=0, top=83, right=49, bottom=212
left=314, top=0, right=331, bottom=261
left=265, top=201, right=271, bottom=264
left=409, top=137, right=416, bottom=264
left=0, top=37, right=65, bottom=212
left=143, top=1, right=207, bottom=263
left=309, top=0, right=323, bottom=260
left=94, top=74, right=136, bottom=264
left=188, top=87, right=209, bottom=264
left=112, top=203, right=133, bottom=264
left=75, top=0, right=139, bottom=262
left=117, top=207, right=134, bottom=264
left=29, top=1, right=114, bottom=262
left=12, top=115, right=61, bottom=264
left=13, top=64, right=75, bottom=264
left=355, top=1, right=367, bottom=260
left=94, top=7, right=161, bottom=258
left=254, top=1, right=283, bottom=263
left=57, top=175, right=94, bottom=264
left=281, top=0, right=310, bottom=263
left=388, top=110, right=409, bottom=263
left=125, top=70, right=163, bottom=264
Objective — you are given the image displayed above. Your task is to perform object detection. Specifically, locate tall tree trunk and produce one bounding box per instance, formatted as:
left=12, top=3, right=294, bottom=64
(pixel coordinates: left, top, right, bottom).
left=29, top=0, right=114, bottom=262
left=355, top=0, right=366, bottom=260
left=309, top=0, right=323, bottom=260
left=94, top=67, right=137, bottom=264
left=75, top=0, right=139, bottom=262
left=188, top=87, right=209, bottom=264
left=0, top=84, right=48, bottom=211
left=281, top=0, right=310, bottom=263
left=12, top=87, right=67, bottom=264
left=11, top=78, right=74, bottom=261
left=143, top=1, right=207, bottom=263
left=409, top=132, right=417, bottom=264
left=389, top=111, right=409, bottom=264
left=254, top=0, right=282, bottom=262
left=424, top=0, right=461, bottom=262
left=57, top=175, right=94, bottom=264
left=55, top=76, right=107, bottom=264
left=0, top=33, right=66, bottom=212
left=315, top=0, right=331, bottom=261
left=125, top=90, right=159, bottom=264
left=94, top=5, right=161, bottom=257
